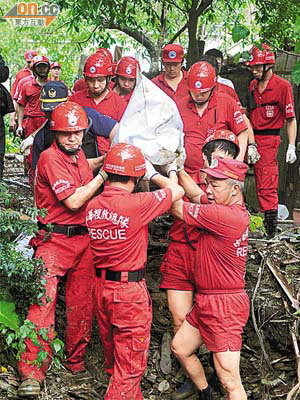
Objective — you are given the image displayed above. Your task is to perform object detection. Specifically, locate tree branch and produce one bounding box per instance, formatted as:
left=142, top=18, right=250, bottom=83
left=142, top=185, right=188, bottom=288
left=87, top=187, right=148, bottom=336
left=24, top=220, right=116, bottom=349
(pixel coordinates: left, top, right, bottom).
left=169, top=22, right=188, bottom=43
left=164, top=0, right=188, bottom=14
left=77, top=23, right=102, bottom=44
left=107, top=24, right=155, bottom=53
left=195, top=0, right=213, bottom=18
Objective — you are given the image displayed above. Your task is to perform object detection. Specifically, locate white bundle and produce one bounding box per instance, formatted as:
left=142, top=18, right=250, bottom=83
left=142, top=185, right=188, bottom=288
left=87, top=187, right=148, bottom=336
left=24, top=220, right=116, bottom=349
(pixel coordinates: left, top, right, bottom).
left=112, top=70, right=184, bottom=166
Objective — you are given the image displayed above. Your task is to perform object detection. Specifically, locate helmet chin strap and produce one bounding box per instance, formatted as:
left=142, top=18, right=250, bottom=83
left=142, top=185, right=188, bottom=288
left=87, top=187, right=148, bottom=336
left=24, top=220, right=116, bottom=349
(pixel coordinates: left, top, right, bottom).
left=56, top=139, right=81, bottom=155
left=258, top=64, right=273, bottom=81
left=191, top=88, right=214, bottom=106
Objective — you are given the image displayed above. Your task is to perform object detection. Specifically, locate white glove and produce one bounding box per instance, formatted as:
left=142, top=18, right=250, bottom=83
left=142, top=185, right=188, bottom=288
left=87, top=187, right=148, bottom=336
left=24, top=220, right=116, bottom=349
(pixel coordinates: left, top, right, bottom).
left=165, top=159, right=177, bottom=176
left=20, top=135, right=34, bottom=154
left=247, top=143, right=260, bottom=164
left=144, top=160, right=159, bottom=181
left=176, top=148, right=186, bottom=171
left=16, top=127, right=24, bottom=137
left=286, top=144, right=297, bottom=164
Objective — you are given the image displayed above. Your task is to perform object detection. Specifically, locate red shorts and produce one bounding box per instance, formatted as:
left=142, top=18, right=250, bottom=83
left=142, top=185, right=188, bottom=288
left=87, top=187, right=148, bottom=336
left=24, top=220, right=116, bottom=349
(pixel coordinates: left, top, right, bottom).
left=159, top=241, right=195, bottom=291
left=186, top=291, right=250, bottom=352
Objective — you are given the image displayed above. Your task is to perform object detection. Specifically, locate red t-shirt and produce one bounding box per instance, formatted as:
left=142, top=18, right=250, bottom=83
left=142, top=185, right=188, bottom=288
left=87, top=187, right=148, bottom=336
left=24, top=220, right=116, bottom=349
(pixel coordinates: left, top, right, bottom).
left=35, top=141, right=93, bottom=226
left=183, top=202, right=249, bottom=292
left=86, top=186, right=172, bottom=271
left=69, top=88, right=127, bottom=153
left=216, top=82, right=244, bottom=113
left=71, top=78, right=88, bottom=94
left=152, top=70, right=188, bottom=105
left=11, top=67, right=31, bottom=97
left=249, top=73, right=295, bottom=130
left=112, top=84, right=133, bottom=105
left=17, top=78, right=47, bottom=117
left=177, top=91, right=246, bottom=175
left=13, top=75, right=34, bottom=101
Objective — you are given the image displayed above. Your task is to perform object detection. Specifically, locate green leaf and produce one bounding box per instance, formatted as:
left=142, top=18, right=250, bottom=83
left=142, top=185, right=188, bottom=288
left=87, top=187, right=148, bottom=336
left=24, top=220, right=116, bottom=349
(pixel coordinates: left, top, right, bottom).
left=295, top=41, right=300, bottom=54
left=261, top=378, right=273, bottom=385
left=232, top=25, right=250, bottom=43
left=294, top=16, right=300, bottom=35
left=292, top=62, right=300, bottom=85
left=0, top=300, right=19, bottom=331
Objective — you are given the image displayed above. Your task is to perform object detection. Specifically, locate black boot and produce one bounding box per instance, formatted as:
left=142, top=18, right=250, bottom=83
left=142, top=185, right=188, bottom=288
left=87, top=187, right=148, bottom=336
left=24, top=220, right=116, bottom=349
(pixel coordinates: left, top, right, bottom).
left=172, top=378, right=196, bottom=399
left=198, top=384, right=213, bottom=400
left=264, top=209, right=278, bottom=238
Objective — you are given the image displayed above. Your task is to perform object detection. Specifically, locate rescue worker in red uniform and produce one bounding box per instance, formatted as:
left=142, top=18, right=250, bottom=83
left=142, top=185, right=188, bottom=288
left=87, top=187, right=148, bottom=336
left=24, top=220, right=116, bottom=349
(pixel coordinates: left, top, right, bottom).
left=171, top=158, right=250, bottom=400
left=70, top=52, right=127, bottom=154
left=11, top=50, right=37, bottom=98
left=86, top=143, right=184, bottom=399
left=246, top=44, right=297, bottom=237
left=160, top=130, right=240, bottom=399
left=49, top=62, right=64, bottom=83
left=112, top=56, right=139, bottom=104
left=152, top=44, right=188, bottom=105
left=10, top=50, right=37, bottom=132
left=16, top=55, right=50, bottom=139
left=17, top=102, right=109, bottom=398
left=71, top=48, right=113, bottom=94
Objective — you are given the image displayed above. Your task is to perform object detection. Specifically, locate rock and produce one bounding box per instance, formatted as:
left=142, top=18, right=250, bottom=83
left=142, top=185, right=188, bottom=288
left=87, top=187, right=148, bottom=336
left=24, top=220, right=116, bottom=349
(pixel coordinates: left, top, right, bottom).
left=160, top=331, right=172, bottom=375
left=158, top=380, right=170, bottom=392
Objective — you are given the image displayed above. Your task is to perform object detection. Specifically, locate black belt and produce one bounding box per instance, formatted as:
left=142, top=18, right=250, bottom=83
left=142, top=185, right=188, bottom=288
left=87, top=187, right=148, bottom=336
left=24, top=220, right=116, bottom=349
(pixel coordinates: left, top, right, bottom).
left=254, top=129, right=280, bottom=136
left=37, top=221, right=88, bottom=237
left=95, top=268, right=145, bottom=282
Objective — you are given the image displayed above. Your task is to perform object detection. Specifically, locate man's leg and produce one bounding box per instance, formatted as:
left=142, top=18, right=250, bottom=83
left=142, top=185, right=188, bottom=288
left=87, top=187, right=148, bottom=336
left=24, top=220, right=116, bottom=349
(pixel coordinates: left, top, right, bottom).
left=213, top=351, right=247, bottom=400
left=167, top=290, right=193, bottom=334
left=64, top=236, right=95, bottom=373
left=171, top=320, right=209, bottom=391
left=105, top=281, right=152, bottom=400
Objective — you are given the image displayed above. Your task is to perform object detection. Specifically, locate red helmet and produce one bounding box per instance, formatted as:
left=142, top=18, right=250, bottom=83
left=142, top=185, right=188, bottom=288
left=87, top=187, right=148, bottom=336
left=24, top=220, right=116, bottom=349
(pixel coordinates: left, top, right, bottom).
left=115, top=57, right=140, bottom=79
left=24, top=50, right=38, bottom=62
left=246, top=44, right=275, bottom=66
left=187, top=61, right=216, bottom=93
left=50, top=101, right=88, bottom=132
left=32, top=55, right=50, bottom=68
left=162, top=44, right=184, bottom=63
left=96, top=48, right=113, bottom=62
left=203, top=129, right=240, bottom=154
left=50, top=62, right=61, bottom=69
left=103, top=143, right=146, bottom=177
left=84, top=53, right=113, bottom=77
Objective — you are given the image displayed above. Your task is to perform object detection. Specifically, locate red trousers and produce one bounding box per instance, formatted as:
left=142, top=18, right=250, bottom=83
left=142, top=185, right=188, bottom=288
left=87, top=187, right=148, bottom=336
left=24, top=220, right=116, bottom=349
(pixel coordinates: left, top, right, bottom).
left=95, top=275, right=152, bottom=400
left=23, top=116, right=47, bottom=139
left=18, top=232, right=95, bottom=382
left=253, top=135, right=281, bottom=212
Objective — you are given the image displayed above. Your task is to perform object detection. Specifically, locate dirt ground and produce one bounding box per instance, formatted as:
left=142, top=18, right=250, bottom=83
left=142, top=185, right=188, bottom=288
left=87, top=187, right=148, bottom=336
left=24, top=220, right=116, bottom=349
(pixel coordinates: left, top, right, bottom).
left=1, top=157, right=300, bottom=399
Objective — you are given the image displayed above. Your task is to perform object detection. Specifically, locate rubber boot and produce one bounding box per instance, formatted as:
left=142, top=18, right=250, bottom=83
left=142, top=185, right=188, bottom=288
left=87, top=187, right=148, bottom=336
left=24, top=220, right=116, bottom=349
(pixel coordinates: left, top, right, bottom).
left=172, top=378, right=197, bottom=399
left=197, top=384, right=213, bottom=400
left=264, top=209, right=278, bottom=238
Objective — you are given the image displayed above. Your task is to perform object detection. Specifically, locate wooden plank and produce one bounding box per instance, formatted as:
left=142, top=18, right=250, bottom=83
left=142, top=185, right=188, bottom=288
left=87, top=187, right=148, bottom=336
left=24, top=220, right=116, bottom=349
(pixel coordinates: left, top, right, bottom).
left=275, top=52, right=288, bottom=72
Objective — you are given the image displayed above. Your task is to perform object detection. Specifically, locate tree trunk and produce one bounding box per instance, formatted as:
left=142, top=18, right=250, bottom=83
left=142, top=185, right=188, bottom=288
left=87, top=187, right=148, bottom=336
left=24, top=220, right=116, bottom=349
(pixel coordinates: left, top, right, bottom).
left=186, top=11, right=199, bottom=69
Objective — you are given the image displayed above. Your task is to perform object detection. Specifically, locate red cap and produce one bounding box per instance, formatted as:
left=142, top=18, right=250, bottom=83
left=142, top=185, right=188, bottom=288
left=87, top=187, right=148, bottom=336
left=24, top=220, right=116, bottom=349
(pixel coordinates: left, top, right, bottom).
left=187, top=61, right=216, bottom=93
left=84, top=53, right=112, bottom=77
left=50, top=62, right=61, bottom=69
left=201, top=158, right=248, bottom=182
left=103, top=143, right=146, bottom=177
left=246, top=43, right=275, bottom=66
left=50, top=101, right=88, bottom=132
left=162, top=44, right=184, bottom=63
left=24, top=50, right=38, bottom=61
left=203, top=129, right=240, bottom=154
